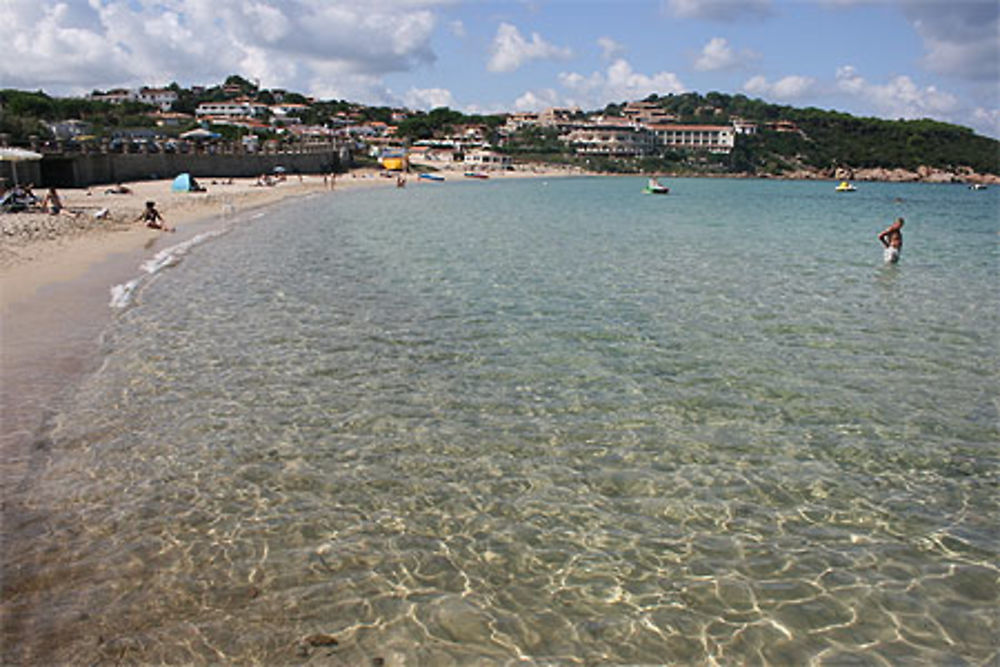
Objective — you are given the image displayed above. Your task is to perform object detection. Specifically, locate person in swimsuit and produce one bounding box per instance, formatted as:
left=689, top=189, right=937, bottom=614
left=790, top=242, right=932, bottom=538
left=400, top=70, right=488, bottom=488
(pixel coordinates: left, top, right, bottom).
left=878, top=217, right=903, bottom=263
left=40, top=187, right=67, bottom=215
left=138, top=200, right=172, bottom=231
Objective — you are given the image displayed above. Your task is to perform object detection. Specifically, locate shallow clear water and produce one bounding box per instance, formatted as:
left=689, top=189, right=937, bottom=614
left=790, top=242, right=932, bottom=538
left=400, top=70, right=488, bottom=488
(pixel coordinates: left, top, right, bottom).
left=4, top=177, right=998, bottom=664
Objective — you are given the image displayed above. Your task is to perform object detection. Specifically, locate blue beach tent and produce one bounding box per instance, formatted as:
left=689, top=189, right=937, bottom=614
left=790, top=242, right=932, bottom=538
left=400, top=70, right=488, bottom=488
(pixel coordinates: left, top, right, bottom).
left=171, top=173, right=193, bottom=192
left=171, top=172, right=205, bottom=192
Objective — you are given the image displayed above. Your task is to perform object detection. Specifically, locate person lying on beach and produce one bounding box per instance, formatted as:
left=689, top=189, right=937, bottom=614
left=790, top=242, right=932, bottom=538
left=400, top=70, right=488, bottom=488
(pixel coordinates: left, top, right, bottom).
left=105, top=183, right=132, bottom=195
left=137, top=200, right=173, bottom=232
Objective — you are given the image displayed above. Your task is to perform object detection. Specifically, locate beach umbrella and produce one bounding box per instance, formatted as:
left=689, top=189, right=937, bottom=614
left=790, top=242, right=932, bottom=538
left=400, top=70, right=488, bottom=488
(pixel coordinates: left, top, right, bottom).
left=180, top=128, right=220, bottom=140
left=0, top=147, right=43, bottom=186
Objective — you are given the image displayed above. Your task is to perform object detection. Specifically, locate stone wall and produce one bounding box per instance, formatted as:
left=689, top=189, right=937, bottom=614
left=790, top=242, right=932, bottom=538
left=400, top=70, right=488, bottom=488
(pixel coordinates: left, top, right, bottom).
left=1, top=141, right=351, bottom=188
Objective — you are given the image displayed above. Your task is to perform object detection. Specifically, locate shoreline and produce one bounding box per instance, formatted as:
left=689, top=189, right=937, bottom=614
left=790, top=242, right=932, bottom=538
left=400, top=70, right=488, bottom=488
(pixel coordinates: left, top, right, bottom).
left=0, top=171, right=385, bottom=485
left=1, top=164, right=987, bottom=465
left=0, top=165, right=582, bottom=479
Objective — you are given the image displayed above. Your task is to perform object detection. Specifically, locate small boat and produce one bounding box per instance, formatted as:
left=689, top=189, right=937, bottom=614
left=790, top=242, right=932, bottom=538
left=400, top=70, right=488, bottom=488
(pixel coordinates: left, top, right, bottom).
left=642, top=177, right=669, bottom=195
left=419, top=173, right=444, bottom=181
left=464, top=171, right=489, bottom=179
left=835, top=181, right=856, bottom=192
left=969, top=183, right=987, bottom=191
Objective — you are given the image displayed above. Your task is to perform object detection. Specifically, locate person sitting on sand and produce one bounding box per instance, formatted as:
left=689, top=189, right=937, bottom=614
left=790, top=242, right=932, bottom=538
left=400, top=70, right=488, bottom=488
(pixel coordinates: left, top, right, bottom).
left=137, top=200, right=172, bottom=232
left=40, top=187, right=77, bottom=217
left=878, top=217, right=904, bottom=264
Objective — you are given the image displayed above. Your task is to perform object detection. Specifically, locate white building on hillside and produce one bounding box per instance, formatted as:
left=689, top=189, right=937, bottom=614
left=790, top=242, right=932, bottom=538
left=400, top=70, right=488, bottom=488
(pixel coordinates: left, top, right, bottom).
left=647, top=124, right=735, bottom=154
left=270, top=103, right=310, bottom=125
left=464, top=150, right=511, bottom=170
left=136, top=87, right=178, bottom=111
left=504, top=111, right=540, bottom=132
left=731, top=118, right=758, bottom=135
left=89, top=88, right=134, bottom=104
left=195, top=100, right=269, bottom=119
left=562, top=122, right=653, bottom=157
left=89, top=87, right=177, bottom=111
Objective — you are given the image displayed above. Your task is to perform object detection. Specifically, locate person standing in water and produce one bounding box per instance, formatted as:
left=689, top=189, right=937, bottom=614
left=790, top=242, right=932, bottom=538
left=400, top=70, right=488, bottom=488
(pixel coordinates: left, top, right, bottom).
left=878, top=217, right=904, bottom=263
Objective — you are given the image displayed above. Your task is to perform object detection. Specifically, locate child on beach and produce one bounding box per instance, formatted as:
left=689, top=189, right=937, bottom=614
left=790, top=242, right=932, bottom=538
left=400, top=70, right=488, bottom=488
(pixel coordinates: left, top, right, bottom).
left=138, top=201, right=173, bottom=232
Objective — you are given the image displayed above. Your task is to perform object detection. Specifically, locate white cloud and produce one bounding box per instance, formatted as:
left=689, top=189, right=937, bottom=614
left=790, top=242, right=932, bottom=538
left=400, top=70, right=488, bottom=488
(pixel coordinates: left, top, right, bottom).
left=743, top=74, right=817, bottom=100
left=524, top=58, right=686, bottom=110
left=487, top=22, right=572, bottom=73
left=694, top=37, right=758, bottom=71
left=449, top=20, right=466, bottom=38
left=404, top=87, right=456, bottom=110
left=835, top=65, right=959, bottom=118
left=901, top=0, right=999, bottom=82
left=971, top=107, right=1000, bottom=137
left=597, top=37, right=625, bottom=60
left=513, top=89, right=562, bottom=111
left=559, top=59, right=685, bottom=105
left=665, top=0, right=772, bottom=21
left=0, top=0, right=443, bottom=103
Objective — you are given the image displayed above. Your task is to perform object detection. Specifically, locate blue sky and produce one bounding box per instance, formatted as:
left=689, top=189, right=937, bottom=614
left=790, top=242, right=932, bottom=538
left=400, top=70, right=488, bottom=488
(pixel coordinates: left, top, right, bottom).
left=4, top=1, right=998, bottom=137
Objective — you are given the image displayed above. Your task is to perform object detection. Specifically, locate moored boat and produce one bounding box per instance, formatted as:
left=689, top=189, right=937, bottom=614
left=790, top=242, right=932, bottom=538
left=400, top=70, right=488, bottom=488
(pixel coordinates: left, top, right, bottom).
left=419, top=173, right=444, bottom=181
left=642, top=177, right=669, bottom=195
left=464, top=171, right=489, bottom=179
left=835, top=181, right=856, bottom=192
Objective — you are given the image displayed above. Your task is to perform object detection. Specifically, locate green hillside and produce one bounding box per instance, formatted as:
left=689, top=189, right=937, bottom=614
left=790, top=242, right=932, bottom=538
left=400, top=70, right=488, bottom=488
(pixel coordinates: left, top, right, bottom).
left=645, top=92, right=1000, bottom=175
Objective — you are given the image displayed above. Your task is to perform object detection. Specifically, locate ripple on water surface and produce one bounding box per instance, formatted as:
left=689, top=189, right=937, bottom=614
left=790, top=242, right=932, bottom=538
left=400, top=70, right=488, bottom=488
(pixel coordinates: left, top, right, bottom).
left=3, top=178, right=998, bottom=664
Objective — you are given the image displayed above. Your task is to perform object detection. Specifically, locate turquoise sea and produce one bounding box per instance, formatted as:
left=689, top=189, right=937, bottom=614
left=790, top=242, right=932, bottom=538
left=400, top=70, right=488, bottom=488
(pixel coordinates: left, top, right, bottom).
left=3, top=177, right=998, bottom=664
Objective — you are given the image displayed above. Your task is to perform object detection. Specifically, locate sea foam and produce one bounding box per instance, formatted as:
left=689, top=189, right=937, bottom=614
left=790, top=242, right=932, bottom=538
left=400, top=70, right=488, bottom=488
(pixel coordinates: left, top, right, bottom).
left=109, top=228, right=231, bottom=309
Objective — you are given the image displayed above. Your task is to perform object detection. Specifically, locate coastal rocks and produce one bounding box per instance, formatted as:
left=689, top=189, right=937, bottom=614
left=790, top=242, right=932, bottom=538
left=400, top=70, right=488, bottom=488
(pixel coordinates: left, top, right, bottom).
left=294, top=632, right=340, bottom=659
left=819, top=164, right=997, bottom=184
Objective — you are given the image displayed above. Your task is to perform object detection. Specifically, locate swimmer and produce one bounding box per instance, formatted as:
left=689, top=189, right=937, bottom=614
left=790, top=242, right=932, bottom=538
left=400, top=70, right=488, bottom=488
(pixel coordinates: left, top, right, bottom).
left=878, top=217, right=903, bottom=263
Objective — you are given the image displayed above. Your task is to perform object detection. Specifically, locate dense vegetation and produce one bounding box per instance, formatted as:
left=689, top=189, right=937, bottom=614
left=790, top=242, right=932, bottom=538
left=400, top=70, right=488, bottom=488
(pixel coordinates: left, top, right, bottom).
left=637, top=92, right=999, bottom=175
left=0, top=89, right=157, bottom=139
left=394, top=107, right=504, bottom=142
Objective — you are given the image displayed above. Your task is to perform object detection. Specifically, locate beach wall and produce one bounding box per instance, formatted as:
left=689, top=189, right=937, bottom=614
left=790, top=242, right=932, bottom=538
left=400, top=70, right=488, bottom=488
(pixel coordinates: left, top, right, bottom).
left=1, top=143, right=351, bottom=188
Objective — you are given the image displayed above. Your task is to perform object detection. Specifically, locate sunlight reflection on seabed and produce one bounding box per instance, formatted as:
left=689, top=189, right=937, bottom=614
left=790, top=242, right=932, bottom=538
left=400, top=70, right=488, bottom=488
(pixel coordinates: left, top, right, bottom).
left=3, top=178, right=998, bottom=664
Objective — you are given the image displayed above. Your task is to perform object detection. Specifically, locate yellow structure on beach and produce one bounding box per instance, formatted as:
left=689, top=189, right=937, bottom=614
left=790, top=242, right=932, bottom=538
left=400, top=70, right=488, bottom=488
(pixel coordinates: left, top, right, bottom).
left=379, top=149, right=408, bottom=172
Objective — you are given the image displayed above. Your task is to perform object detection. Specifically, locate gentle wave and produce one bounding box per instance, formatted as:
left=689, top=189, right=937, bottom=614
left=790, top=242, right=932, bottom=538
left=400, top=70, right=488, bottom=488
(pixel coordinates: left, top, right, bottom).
left=109, top=227, right=232, bottom=309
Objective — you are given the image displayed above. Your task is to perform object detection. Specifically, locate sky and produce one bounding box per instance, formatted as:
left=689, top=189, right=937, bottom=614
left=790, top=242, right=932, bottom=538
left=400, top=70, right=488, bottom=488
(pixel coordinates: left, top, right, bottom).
left=3, top=0, right=998, bottom=137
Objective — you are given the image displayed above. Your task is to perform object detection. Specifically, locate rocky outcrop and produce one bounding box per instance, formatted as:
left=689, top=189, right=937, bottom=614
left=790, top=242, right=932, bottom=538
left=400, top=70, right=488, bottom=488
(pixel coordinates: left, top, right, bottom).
left=822, top=165, right=998, bottom=184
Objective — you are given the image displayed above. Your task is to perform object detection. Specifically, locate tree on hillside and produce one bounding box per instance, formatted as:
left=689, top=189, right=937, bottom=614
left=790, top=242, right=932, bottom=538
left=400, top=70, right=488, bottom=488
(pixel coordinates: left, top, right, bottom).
left=224, top=74, right=258, bottom=95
